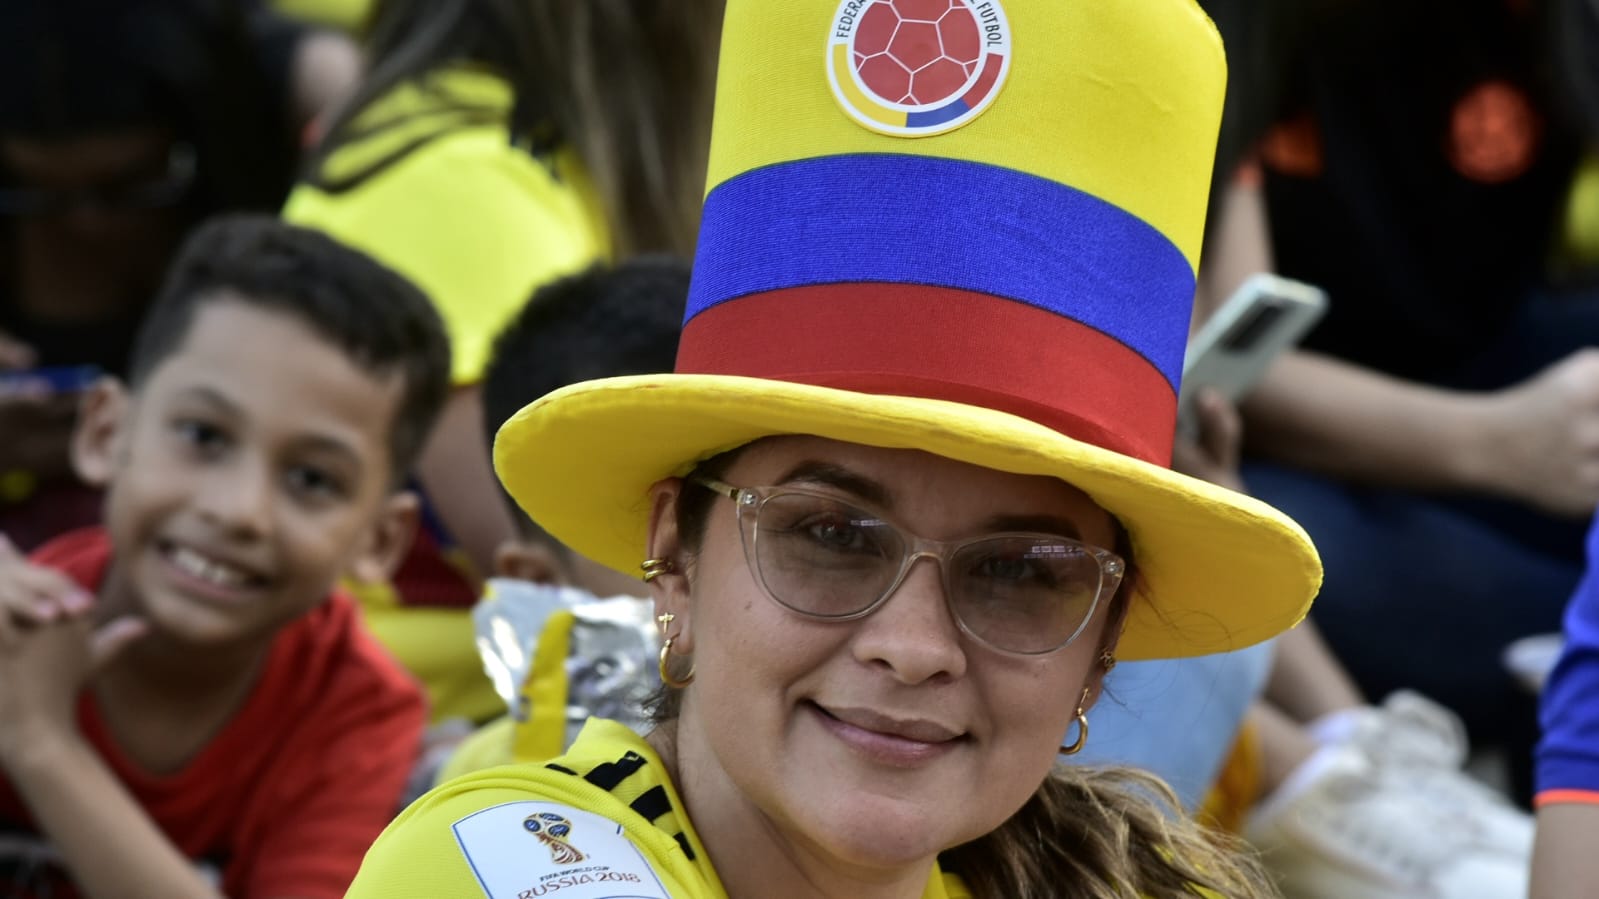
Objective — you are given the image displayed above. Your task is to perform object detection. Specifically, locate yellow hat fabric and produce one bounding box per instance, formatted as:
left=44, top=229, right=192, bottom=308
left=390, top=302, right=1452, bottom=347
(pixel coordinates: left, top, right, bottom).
left=495, top=0, right=1322, bottom=660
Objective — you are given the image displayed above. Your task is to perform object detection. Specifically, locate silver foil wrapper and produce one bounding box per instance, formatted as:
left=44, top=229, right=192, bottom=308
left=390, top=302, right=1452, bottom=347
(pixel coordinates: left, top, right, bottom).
left=473, top=578, right=660, bottom=745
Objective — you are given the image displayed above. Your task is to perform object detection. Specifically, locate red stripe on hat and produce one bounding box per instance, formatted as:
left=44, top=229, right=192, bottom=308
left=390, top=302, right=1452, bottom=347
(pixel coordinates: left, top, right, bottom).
left=676, top=283, right=1176, bottom=466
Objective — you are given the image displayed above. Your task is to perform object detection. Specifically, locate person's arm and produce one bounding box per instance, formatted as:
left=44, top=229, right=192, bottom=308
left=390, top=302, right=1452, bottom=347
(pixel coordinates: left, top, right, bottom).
left=1202, top=176, right=1487, bottom=489
left=1532, top=516, right=1599, bottom=899
left=414, top=385, right=518, bottom=580
left=1247, top=336, right=1599, bottom=518
left=1210, top=178, right=1599, bottom=517
left=1262, top=618, right=1365, bottom=724
left=7, top=731, right=222, bottom=899
left=0, top=540, right=216, bottom=899
left=1532, top=803, right=1599, bottom=899
left=1242, top=350, right=1492, bottom=491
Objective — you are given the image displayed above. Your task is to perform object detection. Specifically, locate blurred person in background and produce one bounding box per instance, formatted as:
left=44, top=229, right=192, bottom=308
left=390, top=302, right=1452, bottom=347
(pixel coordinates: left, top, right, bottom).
left=285, top=0, right=722, bottom=727
left=0, top=0, right=359, bottom=549
left=1532, top=510, right=1599, bottom=898
left=1195, top=0, right=1599, bottom=753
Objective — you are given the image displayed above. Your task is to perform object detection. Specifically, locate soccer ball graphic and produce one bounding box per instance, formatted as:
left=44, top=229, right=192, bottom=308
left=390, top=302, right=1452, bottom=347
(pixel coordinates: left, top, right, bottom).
left=853, top=0, right=983, bottom=107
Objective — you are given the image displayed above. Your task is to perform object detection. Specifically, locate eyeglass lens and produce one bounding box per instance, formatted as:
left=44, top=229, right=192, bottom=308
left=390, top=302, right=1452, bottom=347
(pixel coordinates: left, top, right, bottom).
left=748, top=491, right=1106, bottom=654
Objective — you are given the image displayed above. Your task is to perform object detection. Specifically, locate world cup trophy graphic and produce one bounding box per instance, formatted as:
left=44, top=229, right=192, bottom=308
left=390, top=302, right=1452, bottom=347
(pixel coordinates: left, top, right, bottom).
left=523, top=812, right=587, bottom=865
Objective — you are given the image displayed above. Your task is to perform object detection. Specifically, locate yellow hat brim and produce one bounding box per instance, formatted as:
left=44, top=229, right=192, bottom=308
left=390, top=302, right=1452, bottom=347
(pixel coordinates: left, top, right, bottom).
left=495, top=375, right=1320, bottom=662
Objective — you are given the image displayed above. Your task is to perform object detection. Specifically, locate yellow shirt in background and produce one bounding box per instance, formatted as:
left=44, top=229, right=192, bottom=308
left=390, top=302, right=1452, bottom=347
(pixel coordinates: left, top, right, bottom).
left=1562, top=151, right=1599, bottom=270
left=347, top=718, right=972, bottom=899
left=270, top=0, right=372, bottom=32
left=284, top=65, right=608, bottom=386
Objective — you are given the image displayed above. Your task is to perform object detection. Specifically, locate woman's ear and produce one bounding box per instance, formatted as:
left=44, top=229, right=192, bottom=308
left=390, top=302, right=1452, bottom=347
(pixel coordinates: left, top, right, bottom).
left=70, top=378, right=129, bottom=487
left=1083, top=580, right=1135, bottom=710
left=646, top=477, right=693, bottom=653
left=348, top=490, right=420, bottom=585
left=1082, top=646, right=1120, bottom=711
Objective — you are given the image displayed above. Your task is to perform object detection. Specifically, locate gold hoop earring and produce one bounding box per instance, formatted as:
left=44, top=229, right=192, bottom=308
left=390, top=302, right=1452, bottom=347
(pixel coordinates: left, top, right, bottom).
left=641, top=558, right=676, bottom=582
left=658, top=636, right=696, bottom=689
left=1060, top=686, right=1092, bottom=756
left=1100, top=651, right=1117, bottom=673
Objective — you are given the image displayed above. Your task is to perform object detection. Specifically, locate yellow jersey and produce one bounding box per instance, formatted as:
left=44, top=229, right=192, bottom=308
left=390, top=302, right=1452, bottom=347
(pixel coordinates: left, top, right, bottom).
left=348, top=718, right=972, bottom=898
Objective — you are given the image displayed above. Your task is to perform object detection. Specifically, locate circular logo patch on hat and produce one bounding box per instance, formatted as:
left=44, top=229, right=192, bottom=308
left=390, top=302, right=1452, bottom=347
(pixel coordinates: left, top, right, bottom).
left=828, top=0, right=1012, bottom=138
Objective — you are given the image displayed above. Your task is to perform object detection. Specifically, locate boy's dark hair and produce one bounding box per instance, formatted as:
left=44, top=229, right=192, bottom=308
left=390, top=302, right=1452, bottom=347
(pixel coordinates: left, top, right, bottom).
left=483, top=256, right=689, bottom=536
left=129, top=214, right=452, bottom=483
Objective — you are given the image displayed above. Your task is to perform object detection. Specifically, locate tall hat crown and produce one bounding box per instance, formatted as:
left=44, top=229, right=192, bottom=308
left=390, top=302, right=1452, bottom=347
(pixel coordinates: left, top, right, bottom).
left=680, top=0, right=1224, bottom=467
left=495, top=0, right=1321, bottom=661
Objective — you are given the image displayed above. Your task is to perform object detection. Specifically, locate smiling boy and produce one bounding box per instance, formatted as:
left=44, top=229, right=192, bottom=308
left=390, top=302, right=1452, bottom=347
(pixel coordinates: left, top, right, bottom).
left=0, top=215, right=450, bottom=898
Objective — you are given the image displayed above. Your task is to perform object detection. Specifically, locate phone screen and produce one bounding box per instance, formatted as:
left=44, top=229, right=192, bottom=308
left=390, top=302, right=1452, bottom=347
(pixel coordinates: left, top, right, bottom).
left=1220, top=300, right=1290, bottom=352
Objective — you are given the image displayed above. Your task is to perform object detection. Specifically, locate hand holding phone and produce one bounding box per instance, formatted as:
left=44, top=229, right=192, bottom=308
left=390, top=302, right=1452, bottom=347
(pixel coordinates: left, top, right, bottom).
left=1177, top=274, right=1327, bottom=438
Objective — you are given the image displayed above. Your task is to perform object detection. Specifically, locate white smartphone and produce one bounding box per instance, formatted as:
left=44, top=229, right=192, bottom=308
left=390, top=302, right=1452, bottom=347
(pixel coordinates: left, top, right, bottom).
left=1177, top=273, right=1327, bottom=437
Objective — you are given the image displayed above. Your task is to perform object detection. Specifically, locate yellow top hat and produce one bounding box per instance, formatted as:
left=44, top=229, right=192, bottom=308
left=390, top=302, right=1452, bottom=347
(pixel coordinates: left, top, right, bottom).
left=495, top=0, right=1321, bottom=660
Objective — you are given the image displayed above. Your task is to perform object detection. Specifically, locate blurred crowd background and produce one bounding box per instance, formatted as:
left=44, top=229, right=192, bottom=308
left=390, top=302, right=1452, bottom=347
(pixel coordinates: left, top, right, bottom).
left=2, top=0, right=1599, bottom=897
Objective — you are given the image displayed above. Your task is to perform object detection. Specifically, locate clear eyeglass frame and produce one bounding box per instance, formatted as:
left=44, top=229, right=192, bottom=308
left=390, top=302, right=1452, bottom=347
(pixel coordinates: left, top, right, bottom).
left=690, top=474, right=1126, bottom=656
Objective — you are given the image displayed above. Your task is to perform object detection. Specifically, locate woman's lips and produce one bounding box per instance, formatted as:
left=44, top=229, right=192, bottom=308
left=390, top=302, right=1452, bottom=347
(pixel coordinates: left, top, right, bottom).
left=808, top=701, right=966, bottom=767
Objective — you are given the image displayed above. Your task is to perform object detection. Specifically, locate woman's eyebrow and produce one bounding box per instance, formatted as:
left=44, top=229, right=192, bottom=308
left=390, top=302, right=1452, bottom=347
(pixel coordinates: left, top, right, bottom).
left=774, top=461, right=892, bottom=508
left=982, top=514, right=1084, bottom=541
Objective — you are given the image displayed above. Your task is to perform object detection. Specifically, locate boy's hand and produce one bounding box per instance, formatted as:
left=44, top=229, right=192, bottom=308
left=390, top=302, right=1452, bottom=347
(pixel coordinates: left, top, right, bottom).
left=0, top=536, right=147, bottom=763
left=0, top=535, right=95, bottom=645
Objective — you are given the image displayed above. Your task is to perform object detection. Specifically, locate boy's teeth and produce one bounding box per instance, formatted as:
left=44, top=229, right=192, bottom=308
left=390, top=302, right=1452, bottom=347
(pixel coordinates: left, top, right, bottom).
left=171, top=546, right=250, bottom=588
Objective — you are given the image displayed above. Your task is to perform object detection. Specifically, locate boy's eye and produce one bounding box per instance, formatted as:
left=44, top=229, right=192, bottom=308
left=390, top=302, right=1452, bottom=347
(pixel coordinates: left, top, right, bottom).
left=286, top=465, right=345, bottom=500
left=174, top=418, right=226, bottom=451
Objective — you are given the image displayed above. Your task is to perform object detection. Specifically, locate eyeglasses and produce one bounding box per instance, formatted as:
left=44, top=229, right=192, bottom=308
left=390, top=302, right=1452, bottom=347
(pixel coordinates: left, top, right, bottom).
left=691, top=476, right=1125, bottom=656
left=0, top=142, right=197, bottom=218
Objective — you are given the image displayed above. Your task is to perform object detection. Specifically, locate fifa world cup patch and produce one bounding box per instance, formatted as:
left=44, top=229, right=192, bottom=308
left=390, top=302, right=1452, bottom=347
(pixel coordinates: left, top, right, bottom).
left=452, top=802, right=672, bottom=898
left=828, top=0, right=1012, bottom=137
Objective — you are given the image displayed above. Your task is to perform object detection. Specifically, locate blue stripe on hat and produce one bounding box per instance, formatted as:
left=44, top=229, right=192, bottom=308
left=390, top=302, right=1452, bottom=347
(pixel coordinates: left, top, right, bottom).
left=687, top=153, right=1195, bottom=390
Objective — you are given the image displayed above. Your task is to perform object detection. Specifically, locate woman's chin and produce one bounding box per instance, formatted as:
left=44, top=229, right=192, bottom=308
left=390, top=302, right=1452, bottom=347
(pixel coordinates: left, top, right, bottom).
left=785, top=793, right=976, bottom=871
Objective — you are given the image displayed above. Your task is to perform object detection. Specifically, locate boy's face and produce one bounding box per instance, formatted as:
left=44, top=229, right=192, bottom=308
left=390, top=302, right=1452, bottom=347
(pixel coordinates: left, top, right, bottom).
left=76, top=296, right=414, bottom=647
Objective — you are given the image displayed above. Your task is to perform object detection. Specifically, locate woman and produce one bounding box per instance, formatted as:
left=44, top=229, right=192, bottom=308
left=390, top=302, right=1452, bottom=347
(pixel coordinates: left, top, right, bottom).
left=347, top=0, right=1321, bottom=896
left=284, top=0, right=723, bottom=725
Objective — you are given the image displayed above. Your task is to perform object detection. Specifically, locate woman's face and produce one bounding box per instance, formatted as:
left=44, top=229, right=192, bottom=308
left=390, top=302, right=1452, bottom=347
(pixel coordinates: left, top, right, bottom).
left=649, top=436, right=1123, bottom=872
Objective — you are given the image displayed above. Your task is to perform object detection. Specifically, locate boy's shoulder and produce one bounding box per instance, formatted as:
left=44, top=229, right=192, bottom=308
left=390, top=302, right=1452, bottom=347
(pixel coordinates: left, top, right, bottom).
left=276, top=582, right=426, bottom=716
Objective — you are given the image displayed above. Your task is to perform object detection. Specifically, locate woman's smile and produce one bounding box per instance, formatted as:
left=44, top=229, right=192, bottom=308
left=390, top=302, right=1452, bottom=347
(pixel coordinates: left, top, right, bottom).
left=805, top=700, right=969, bottom=768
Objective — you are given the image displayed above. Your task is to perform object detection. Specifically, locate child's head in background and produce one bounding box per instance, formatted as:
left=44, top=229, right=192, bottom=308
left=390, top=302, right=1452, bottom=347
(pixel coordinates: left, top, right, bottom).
left=482, top=257, right=689, bottom=599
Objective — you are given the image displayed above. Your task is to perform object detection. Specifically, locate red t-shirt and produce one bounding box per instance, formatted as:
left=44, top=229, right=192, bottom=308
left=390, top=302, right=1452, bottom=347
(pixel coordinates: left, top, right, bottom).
left=0, top=528, right=427, bottom=898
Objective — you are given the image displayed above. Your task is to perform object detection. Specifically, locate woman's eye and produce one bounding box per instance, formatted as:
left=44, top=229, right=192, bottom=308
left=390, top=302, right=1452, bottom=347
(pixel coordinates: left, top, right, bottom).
left=974, top=554, right=1053, bottom=585
left=803, top=516, right=873, bottom=552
